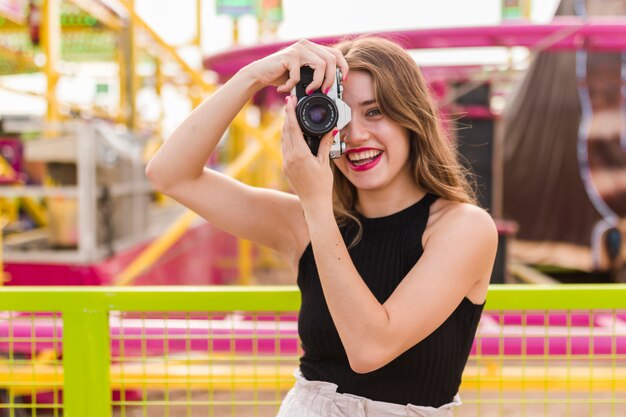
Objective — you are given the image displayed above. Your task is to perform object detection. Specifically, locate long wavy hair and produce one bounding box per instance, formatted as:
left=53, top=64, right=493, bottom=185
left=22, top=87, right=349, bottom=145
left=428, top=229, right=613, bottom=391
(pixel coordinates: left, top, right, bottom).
left=331, top=36, right=477, bottom=243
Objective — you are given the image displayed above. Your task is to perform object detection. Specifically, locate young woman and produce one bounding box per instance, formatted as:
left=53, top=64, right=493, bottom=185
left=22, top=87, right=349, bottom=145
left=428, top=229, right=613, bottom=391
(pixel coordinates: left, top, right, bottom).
left=146, top=36, right=498, bottom=417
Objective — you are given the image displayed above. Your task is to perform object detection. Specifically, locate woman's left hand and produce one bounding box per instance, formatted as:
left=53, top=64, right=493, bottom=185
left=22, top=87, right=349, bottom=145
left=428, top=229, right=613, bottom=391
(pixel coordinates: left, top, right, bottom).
left=281, top=95, right=336, bottom=213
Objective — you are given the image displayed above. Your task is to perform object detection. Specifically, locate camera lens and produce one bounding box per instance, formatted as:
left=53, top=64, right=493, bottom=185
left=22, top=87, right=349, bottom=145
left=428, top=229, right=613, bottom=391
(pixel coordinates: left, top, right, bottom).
left=296, top=94, right=338, bottom=136
left=307, top=105, right=329, bottom=125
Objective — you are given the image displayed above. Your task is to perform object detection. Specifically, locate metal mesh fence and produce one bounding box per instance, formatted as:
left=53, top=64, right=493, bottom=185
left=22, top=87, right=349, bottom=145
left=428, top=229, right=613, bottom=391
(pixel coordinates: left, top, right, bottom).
left=0, top=312, right=63, bottom=417
left=0, top=286, right=624, bottom=417
left=109, top=311, right=299, bottom=417
left=459, top=309, right=626, bottom=417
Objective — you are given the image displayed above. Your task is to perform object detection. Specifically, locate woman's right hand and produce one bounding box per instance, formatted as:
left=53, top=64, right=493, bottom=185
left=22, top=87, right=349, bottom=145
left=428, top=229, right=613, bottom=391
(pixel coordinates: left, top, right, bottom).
left=244, top=39, right=349, bottom=95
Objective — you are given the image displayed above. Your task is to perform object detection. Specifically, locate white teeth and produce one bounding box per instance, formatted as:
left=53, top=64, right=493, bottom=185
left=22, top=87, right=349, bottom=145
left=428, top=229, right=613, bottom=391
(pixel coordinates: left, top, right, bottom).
left=348, top=150, right=382, bottom=162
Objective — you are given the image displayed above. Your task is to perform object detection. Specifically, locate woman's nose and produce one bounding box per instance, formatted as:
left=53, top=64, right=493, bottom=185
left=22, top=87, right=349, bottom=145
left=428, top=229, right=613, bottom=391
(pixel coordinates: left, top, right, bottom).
left=343, top=120, right=368, bottom=145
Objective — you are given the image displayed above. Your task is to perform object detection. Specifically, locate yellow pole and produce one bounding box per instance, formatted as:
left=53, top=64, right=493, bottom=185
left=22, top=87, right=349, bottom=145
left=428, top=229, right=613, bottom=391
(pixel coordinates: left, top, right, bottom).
left=118, top=0, right=213, bottom=93
left=257, top=108, right=282, bottom=270
left=115, top=211, right=196, bottom=286
left=188, top=0, right=204, bottom=109
left=128, top=0, right=140, bottom=130
left=117, top=24, right=128, bottom=126
left=0, top=217, right=8, bottom=285
left=194, top=0, right=202, bottom=49
left=42, top=0, right=61, bottom=129
left=238, top=239, right=252, bottom=285
left=233, top=17, right=239, bottom=45
left=154, top=58, right=165, bottom=139
left=228, top=110, right=253, bottom=284
left=523, top=0, right=532, bottom=19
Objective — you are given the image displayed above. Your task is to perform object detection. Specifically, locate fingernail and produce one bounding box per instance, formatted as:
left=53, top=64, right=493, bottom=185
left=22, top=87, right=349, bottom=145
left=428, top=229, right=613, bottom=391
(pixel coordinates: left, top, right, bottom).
left=332, top=129, right=339, bottom=136
left=305, top=88, right=312, bottom=95
left=284, top=96, right=289, bottom=104
left=324, top=87, right=331, bottom=95
left=342, top=73, right=347, bottom=82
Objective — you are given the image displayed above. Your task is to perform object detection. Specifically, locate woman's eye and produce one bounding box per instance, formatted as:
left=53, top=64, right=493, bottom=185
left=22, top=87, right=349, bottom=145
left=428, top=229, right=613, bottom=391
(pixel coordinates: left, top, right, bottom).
left=366, top=108, right=381, bottom=117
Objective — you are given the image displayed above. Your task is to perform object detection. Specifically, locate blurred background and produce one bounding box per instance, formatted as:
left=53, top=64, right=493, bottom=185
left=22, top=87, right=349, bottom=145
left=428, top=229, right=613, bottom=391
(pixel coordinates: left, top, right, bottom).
left=0, top=1, right=625, bottom=417
left=0, top=0, right=623, bottom=287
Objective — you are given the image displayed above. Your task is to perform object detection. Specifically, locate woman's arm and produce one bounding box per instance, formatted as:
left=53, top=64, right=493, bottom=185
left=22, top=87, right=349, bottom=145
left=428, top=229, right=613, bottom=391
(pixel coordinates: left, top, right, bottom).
left=146, top=66, right=303, bottom=259
left=146, top=40, right=348, bottom=263
left=306, top=203, right=497, bottom=373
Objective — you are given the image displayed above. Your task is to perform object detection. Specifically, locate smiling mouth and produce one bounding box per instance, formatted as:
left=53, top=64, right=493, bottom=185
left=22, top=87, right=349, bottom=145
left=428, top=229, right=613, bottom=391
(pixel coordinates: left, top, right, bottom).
left=347, top=150, right=383, bottom=166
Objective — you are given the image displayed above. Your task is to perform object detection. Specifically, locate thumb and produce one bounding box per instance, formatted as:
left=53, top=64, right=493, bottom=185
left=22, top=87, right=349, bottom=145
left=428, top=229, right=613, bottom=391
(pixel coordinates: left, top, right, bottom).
left=317, top=129, right=339, bottom=164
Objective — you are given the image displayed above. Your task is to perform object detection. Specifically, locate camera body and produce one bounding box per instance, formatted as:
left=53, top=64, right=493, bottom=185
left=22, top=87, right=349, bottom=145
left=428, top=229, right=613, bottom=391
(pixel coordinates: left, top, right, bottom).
left=292, top=66, right=351, bottom=158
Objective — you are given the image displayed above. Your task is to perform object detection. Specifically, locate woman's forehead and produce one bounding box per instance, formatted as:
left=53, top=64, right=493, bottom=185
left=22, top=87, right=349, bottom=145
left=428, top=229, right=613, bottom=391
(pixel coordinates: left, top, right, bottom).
left=343, top=71, right=374, bottom=103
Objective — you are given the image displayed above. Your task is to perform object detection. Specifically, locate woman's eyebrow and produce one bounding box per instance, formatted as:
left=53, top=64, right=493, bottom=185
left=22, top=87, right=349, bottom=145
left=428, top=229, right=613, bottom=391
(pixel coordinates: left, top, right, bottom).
left=358, top=99, right=377, bottom=107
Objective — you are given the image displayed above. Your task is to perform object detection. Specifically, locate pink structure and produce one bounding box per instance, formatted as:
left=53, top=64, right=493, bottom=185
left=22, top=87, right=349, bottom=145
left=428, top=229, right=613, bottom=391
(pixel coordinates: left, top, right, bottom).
left=474, top=313, right=626, bottom=356
left=1, top=313, right=625, bottom=358
left=5, top=223, right=240, bottom=286
left=204, top=18, right=626, bottom=78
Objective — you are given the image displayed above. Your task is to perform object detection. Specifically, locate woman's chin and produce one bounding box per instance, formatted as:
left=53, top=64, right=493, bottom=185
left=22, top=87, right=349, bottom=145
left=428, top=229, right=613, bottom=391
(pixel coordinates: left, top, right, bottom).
left=348, top=176, right=386, bottom=192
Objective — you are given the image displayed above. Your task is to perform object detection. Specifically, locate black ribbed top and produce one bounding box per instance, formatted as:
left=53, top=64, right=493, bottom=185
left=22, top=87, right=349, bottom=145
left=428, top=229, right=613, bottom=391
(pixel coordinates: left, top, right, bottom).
left=297, top=193, right=484, bottom=407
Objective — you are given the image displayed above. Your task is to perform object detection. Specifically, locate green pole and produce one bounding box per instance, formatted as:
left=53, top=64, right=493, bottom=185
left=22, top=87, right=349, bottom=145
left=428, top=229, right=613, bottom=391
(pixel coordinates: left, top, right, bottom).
left=62, top=308, right=112, bottom=417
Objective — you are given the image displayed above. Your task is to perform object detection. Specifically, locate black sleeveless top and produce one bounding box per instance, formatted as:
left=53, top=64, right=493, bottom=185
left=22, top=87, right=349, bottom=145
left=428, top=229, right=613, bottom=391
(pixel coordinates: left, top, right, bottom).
left=297, top=193, right=484, bottom=407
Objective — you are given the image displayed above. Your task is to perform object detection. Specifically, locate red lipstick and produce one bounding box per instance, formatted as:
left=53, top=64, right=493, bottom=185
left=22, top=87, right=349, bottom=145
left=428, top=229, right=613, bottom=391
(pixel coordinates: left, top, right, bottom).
left=345, top=148, right=383, bottom=172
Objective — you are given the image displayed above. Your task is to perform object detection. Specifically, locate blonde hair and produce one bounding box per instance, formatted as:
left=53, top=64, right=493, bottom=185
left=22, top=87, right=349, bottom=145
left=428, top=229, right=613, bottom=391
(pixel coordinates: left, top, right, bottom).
left=331, top=36, right=477, bottom=242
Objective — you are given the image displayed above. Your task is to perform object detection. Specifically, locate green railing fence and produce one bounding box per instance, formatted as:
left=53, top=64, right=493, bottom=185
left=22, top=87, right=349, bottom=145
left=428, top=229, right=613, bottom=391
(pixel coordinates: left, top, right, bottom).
left=0, top=284, right=625, bottom=417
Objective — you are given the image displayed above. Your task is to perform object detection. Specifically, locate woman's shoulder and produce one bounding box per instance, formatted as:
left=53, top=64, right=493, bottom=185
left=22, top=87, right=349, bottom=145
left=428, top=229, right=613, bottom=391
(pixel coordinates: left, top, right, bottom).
left=422, top=199, right=498, bottom=303
left=425, top=198, right=498, bottom=247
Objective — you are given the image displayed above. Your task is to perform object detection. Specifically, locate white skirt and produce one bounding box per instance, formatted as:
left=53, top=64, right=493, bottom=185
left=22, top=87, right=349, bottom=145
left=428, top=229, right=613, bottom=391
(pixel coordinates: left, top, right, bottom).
left=276, top=370, right=462, bottom=417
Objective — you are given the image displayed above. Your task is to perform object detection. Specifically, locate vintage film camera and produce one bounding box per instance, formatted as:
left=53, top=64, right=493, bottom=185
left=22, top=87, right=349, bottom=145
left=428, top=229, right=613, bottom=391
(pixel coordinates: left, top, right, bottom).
left=292, top=66, right=351, bottom=158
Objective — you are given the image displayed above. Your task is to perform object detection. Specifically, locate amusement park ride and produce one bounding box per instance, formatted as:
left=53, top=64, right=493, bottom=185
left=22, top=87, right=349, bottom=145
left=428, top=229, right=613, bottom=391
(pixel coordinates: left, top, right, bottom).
left=0, top=0, right=251, bottom=287
left=0, top=0, right=624, bottom=291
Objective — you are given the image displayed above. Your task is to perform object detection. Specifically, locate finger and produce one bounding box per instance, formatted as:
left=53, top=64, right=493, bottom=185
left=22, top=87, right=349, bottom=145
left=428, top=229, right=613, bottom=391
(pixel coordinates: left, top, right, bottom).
left=317, top=128, right=339, bottom=165
left=278, top=51, right=324, bottom=94
left=284, top=94, right=310, bottom=156
left=306, top=57, right=327, bottom=94
left=301, top=42, right=341, bottom=93
left=281, top=96, right=295, bottom=155
left=320, top=53, right=337, bottom=94
left=300, top=42, right=339, bottom=93
left=277, top=42, right=319, bottom=93
left=326, top=46, right=349, bottom=82
left=277, top=61, right=300, bottom=94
